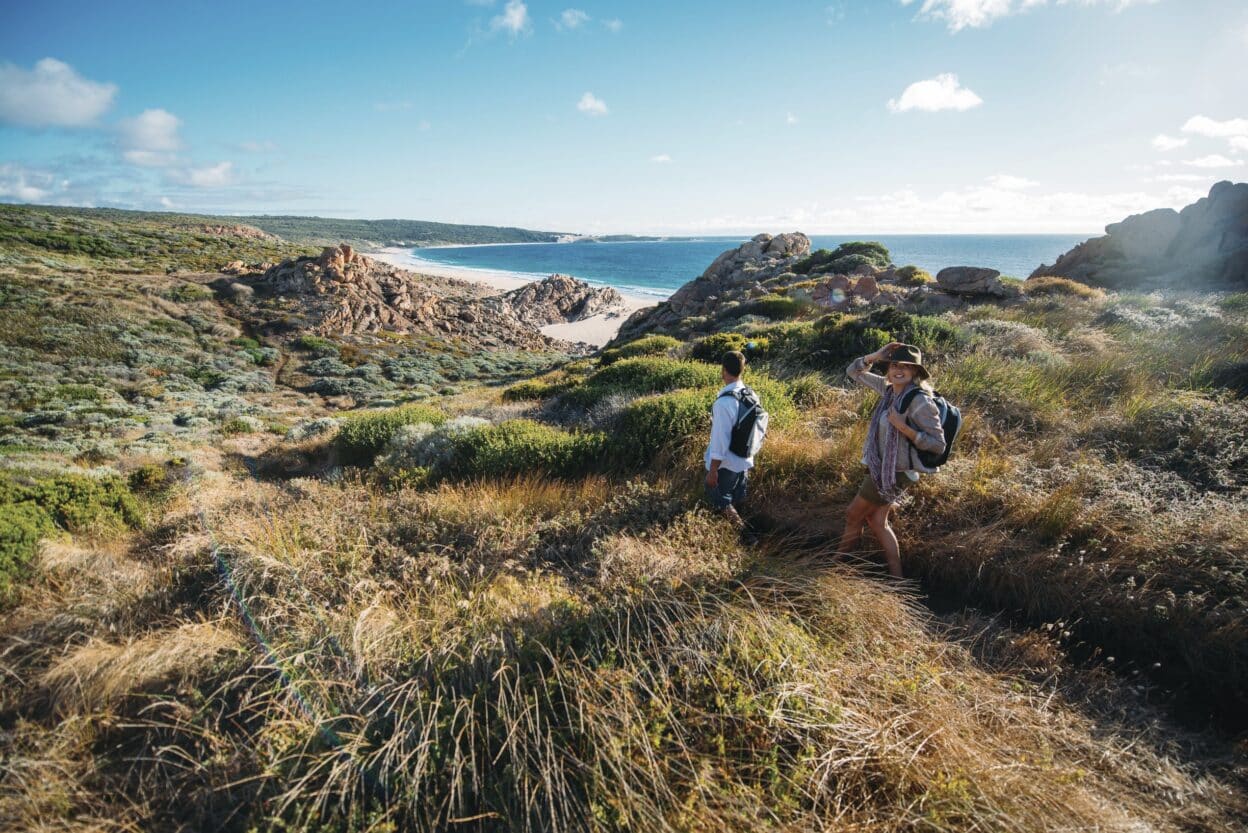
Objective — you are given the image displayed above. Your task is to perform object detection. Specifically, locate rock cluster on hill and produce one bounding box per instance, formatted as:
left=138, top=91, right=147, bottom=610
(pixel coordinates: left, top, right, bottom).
left=228, top=244, right=621, bottom=351
left=615, top=233, right=811, bottom=340
left=197, top=223, right=277, bottom=240
left=936, top=266, right=1019, bottom=298
left=1031, top=180, right=1248, bottom=290
left=613, top=234, right=1018, bottom=342
left=488, top=274, right=624, bottom=328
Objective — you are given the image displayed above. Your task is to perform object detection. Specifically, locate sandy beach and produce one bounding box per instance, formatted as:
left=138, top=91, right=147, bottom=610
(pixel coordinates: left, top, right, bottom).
left=372, top=246, right=655, bottom=347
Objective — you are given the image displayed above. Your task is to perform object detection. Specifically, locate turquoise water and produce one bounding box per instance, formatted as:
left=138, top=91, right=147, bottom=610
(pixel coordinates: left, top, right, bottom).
left=411, top=234, right=1090, bottom=300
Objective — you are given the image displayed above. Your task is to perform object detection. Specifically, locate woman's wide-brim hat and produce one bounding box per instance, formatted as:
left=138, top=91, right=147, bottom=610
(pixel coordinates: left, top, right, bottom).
left=873, top=343, right=930, bottom=380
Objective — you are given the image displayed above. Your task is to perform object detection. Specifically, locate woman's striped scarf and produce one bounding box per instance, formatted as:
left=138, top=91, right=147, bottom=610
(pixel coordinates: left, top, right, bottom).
left=865, top=384, right=912, bottom=503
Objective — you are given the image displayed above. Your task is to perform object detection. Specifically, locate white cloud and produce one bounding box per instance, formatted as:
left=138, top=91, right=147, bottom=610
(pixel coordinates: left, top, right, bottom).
left=159, top=196, right=175, bottom=208
left=170, top=161, right=237, bottom=188
left=673, top=182, right=1203, bottom=235
left=888, top=74, right=982, bottom=113
left=602, top=18, right=623, bottom=32
left=650, top=154, right=672, bottom=163
left=0, top=58, right=117, bottom=127
left=577, top=91, right=608, bottom=116
left=901, top=0, right=1159, bottom=32
left=1180, top=115, right=1248, bottom=138
left=491, top=0, right=531, bottom=36
left=1152, top=173, right=1213, bottom=182
left=1231, top=136, right=1248, bottom=153
left=1181, top=154, right=1244, bottom=168
left=987, top=174, right=1039, bottom=189
left=0, top=163, right=57, bottom=201
left=1151, top=134, right=1188, bottom=151
left=786, top=112, right=799, bottom=125
left=118, top=108, right=182, bottom=167
left=557, top=9, right=589, bottom=30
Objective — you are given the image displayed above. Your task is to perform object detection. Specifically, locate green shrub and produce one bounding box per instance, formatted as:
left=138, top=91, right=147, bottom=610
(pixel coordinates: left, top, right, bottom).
left=165, top=283, right=214, bottom=303
left=1, top=469, right=145, bottom=595
left=337, top=404, right=448, bottom=466
left=231, top=336, right=262, bottom=350
left=738, top=375, right=799, bottom=427
left=561, top=358, right=721, bottom=410
left=502, top=378, right=579, bottom=402
left=895, top=265, right=934, bottom=287
left=779, top=308, right=964, bottom=376
left=1023, top=276, right=1105, bottom=300
left=786, top=373, right=835, bottom=409
left=741, top=294, right=807, bottom=321
left=612, top=377, right=798, bottom=462
left=598, top=335, right=680, bottom=366
left=613, top=390, right=711, bottom=461
left=0, top=502, right=53, bottom=596
left=690, top=332, right=770, bottom=363
left=293, top=334, right=339, bottom=357
left=5, top=474, right=142, bottom=532
left=793, top=241, right=891, bottom=276
left=220, top=417, right=257, bottom=436
left=127, top=463, right=170, bottom=493
left=443, top=420, right=609, bottom=479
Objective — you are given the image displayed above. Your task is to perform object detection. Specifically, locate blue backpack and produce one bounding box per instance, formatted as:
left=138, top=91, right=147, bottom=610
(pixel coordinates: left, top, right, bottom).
left=897, top=387, right=961, bottom=468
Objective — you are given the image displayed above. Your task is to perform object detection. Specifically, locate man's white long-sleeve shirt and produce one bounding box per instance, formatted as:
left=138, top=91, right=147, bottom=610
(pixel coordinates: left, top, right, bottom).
left=704, top=380, right=755, bottom=473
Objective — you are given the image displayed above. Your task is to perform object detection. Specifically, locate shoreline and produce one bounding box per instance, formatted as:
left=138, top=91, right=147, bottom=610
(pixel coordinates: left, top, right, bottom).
left=371, top=246, right=654, bottom=347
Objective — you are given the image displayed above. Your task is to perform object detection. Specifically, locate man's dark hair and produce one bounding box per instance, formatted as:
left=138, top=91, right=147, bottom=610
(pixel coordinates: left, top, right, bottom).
left=722, top=350, right=746, bottom=377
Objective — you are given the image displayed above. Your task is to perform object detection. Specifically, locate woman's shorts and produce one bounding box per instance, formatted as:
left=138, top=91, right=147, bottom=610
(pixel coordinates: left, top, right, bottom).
left=857, top=469, right=918, bottom=506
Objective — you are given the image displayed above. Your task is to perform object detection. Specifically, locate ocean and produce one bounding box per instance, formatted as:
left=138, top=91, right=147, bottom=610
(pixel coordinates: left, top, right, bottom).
left=408, top=234, right=1090, bottom=300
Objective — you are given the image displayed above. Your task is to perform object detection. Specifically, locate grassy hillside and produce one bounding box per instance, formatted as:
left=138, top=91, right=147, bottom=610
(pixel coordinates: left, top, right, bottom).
left=242, top=214, right=563, bottom=247
left=1, top=229, right=1246, bottom=831
left=0, top=204, right=563, bottom=273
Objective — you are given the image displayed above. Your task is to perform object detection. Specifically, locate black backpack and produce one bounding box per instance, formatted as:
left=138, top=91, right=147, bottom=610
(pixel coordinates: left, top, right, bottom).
left=716, top=386, right=769, bottom=458
left=897, top=388, right=961, bottom=468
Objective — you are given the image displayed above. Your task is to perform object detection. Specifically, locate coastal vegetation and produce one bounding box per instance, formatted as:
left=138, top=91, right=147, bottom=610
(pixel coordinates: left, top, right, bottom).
left=2, top=211, right=1246, bottom=832
left=0, top=204, right=562, bottom=273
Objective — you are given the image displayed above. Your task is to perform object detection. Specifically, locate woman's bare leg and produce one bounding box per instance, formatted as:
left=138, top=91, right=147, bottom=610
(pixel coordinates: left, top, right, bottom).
left=839, top=496, right=873, bottom=554
left=865, top=503, right=902, bottom=577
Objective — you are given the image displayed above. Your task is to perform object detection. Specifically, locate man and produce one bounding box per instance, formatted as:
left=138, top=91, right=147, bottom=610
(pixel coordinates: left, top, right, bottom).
left=704, top=350, right=754, bottom=528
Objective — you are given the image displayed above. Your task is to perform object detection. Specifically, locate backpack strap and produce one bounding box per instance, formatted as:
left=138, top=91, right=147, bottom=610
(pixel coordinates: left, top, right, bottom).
left=897, top=387, right=923, bottom=413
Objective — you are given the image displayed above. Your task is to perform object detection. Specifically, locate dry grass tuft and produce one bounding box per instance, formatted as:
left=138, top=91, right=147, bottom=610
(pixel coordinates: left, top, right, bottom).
left=39, top=620, right=242, bottom=715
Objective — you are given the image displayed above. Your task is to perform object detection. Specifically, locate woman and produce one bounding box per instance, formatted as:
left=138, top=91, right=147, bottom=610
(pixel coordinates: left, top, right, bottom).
left=840, top=341, right=946, bottom=578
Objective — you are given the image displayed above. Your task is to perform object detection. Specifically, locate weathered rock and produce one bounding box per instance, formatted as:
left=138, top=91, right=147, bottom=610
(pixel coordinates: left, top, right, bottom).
left=489, top=274, right=625, bottom=328
left=244, top=244, right=579, bottom=351
left=1031, top=180, right=1248, bottom=290
left=614, top=232, right=811, bottom=341
left=937, top=266, right=1019, bottom=298
left=901, top=285, right=964, bottom=314
left=198, top=223, right=277, bottom=241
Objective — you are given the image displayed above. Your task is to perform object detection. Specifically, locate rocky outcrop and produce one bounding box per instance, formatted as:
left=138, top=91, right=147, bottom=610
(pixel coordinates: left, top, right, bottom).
left=936, top=266, right=1019, bottom=298
left=1031, top=181, right=1248, bottom=290
left=610, top=232, right=1027, bottom=342
left=197, top=223, right=277, bottom=240
left=489, top=274, right=625, bottom=328
left=616, top=233, right=811, bottom=341
left=241, top=244, right=612, bottom=351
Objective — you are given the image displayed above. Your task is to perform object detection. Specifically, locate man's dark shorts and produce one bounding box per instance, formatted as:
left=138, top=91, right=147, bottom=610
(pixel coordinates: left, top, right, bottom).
left=706, top=468, right=747, bottom=510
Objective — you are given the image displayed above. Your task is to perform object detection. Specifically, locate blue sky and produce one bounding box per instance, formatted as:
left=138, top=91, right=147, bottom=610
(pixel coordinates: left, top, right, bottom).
left=1, top=0, right=1246, bottom=233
